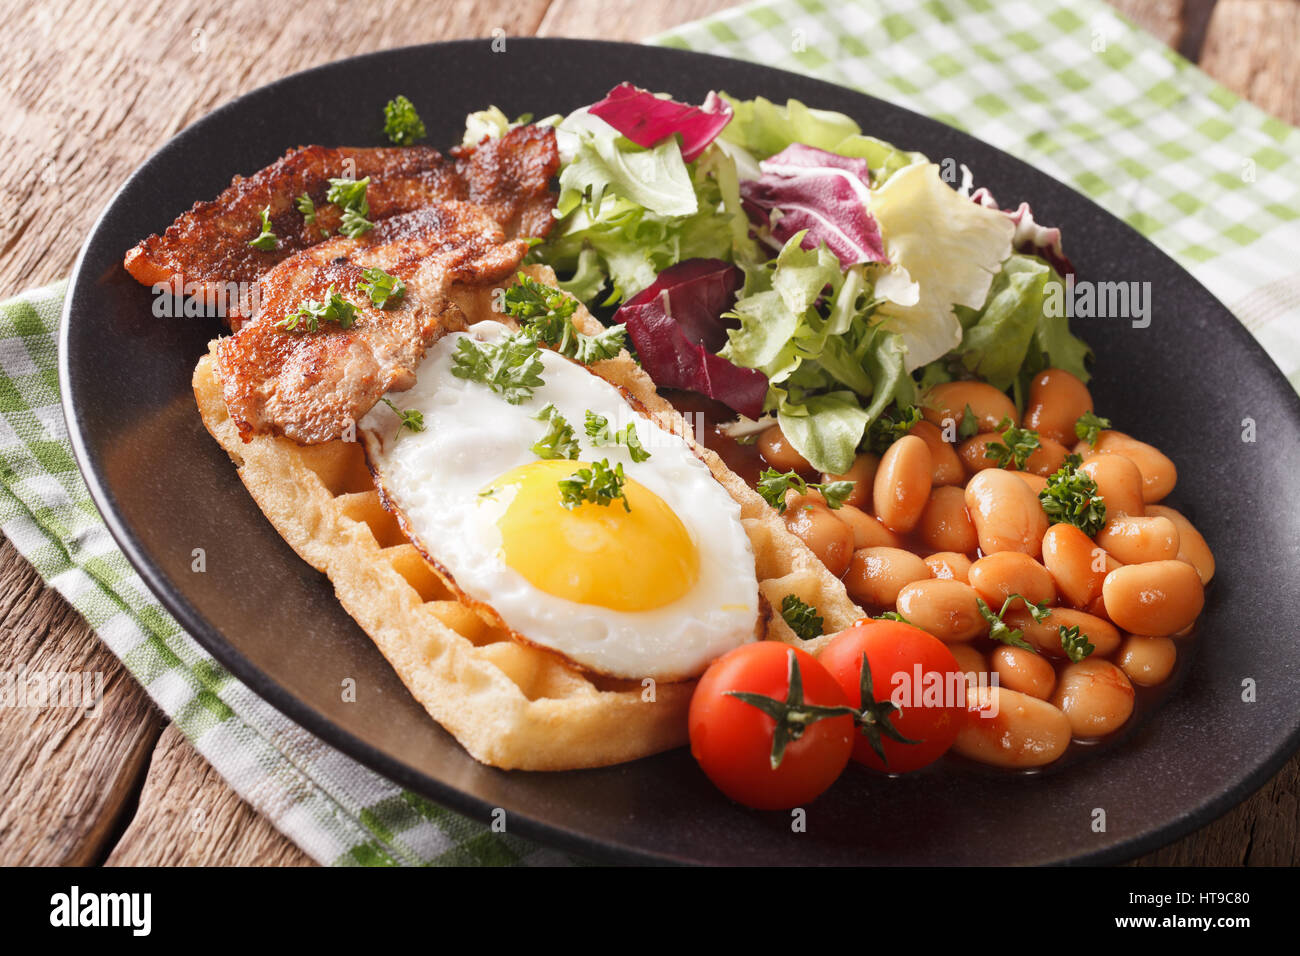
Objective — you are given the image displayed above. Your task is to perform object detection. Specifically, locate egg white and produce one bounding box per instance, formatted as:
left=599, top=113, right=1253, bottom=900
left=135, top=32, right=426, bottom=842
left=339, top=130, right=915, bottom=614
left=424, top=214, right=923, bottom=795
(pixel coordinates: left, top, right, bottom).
left=359, top=321, right=760, bottom=680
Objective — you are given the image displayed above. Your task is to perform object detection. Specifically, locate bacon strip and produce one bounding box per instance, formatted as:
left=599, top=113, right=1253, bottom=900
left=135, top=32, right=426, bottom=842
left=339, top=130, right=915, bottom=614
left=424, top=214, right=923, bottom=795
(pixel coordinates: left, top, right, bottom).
left=126, top=126, right=559, bottom=321
left=215, top=202, right=529, bottom=444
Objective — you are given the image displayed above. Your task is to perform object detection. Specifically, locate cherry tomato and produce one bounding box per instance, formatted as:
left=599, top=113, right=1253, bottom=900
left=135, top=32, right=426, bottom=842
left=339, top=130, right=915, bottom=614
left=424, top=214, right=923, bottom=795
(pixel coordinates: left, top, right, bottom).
left=819, top=620, right=963, bottom=773
left=689, top=642, right=854, bottom=809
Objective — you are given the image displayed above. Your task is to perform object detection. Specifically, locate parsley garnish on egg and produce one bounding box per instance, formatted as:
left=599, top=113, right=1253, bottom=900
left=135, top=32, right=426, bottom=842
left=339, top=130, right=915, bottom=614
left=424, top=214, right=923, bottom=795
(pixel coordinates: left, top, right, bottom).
left=1039, top=454, right=1107, bottom=535
left=558, top=458, right=630, bottom=512
left=275, top=285, right=357, bottom=333
left=359, top=266, right=406, bottom=309
left=532, top=404, right=580, bottom=460
left=756, top=468, right=854, bottom=514
left=984, top=417, right=1041, bottom=470
left=326, top=176, right=374, bottom=238
left=503, top=274, right=628, bottom=364
left=380, top=398, right=425, bottom=440
left=248, top=206, right=278, bottom=251
left=780, top=595, right=823, bottom=640
left=383, top=95, right=427, bottom=146
left=449, top=333, right=545, bottom=404
left=584, top=411, right=651, bottom=462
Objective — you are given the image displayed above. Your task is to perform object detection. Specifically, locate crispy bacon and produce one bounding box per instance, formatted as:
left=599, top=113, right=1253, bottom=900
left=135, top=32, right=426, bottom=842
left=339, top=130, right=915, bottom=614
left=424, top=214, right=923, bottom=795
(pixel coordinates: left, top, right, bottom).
left=215, top=202, right=529, bottom=444
left=126, top=126, right=559, bottom=320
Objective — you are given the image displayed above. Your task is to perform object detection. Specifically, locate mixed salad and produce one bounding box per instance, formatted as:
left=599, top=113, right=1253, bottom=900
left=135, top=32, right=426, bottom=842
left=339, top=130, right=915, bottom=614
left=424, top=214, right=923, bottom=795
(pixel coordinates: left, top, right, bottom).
left=465, top=84, right=1090, bottom=475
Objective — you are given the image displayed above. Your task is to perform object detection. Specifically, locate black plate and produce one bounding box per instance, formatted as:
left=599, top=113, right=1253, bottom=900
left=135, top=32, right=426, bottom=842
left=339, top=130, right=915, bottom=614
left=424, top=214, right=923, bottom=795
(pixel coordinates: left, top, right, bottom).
left=61, top=39, right=1300, bottom=865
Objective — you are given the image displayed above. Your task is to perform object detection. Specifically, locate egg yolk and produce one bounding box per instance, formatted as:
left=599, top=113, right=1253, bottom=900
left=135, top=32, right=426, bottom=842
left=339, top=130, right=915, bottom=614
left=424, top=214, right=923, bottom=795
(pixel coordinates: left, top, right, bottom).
left=486, top=460, right=700, bottom=612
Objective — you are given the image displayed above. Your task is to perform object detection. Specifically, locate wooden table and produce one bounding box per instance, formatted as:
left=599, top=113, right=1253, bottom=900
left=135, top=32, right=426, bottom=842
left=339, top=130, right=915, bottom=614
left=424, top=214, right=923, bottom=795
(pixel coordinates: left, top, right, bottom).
left=2, top=0, right=1297, bottom=867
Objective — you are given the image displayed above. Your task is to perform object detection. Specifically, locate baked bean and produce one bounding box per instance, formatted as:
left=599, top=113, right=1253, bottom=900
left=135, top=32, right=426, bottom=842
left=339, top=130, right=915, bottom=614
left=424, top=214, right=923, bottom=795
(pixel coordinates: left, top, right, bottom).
left=1146, top=504, right=1215, bottom=584
left=873, top=435, right=932, bottom=533
left=1013, top=472, right=1049, bottom=495
left=1095, top=515, right=1180, bottom=565
left=1024, top=437, right=1069, bottom=477
left=958, top=433, right=1001, bottom=475
left=948, top=644, right=988, bottom=685
left=925, top=551, right=973, bottom=583
left=992, top=646, right=1057, bottom=700
left=896, top=579, right=985, bottom=643
left=969, top=552, right=1057, bottom=608
left=783, top=488, right=826, bottom=510
left=916, top=486, right=979, bottom=554
left=1102, top=560, right=1204, bottom=636
left=921, top=382, right=1018, bottom=435
left=953, top=686, right=1071, bottom=768
left=1116, top=635, right=1177, bottom=687
left=783, top=503, right=855, bottom=578
left=758, top=424, right=813, bottom=473
left=964, top=469, right=1049, bottom=557
left=844, top=547, right=931, bottom=608
left=908, top=420, right=965, bottom=486
left=822, top=452, right=879, bottom=511
left=1042, top=523, right=1109, bottom=608
left=1023, top=368, right=1093, bottom=445
left=1078, top=430, right=1176, bottom=503
left=1003, top=606, right=1121, bottom=658
left=1078, top=454, right=1145, bottom=518
left=1052, top=658, right=1135, bottom=738
left=836, top=505, right=902, bottom=549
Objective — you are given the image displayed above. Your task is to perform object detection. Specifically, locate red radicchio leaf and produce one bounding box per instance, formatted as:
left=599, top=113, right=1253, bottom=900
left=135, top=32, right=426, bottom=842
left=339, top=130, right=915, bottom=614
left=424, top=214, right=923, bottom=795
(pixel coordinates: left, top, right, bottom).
left=738, top=143, right=888, bottom=268
left=970, top=186, right=1075, bottom=278
left=615, top=259, right=768, bottom=420
left=588, top=83, right=733, bottom=163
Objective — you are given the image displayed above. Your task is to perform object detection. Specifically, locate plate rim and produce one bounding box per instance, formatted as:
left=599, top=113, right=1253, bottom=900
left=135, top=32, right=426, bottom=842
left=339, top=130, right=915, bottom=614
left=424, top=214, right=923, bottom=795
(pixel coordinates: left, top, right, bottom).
left=58, top=37, right=1300, bottom=866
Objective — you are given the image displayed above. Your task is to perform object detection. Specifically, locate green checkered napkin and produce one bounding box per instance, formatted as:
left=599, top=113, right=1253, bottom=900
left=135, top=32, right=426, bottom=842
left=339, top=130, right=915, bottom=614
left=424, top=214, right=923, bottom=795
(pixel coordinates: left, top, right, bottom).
left=3, top=0, right=1298, bottom=866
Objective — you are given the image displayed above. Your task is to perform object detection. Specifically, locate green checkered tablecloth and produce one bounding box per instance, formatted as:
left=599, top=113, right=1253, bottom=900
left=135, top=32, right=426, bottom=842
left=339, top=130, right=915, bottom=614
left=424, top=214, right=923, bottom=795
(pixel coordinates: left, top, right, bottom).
left=2, top=0, right=1297, bottom=866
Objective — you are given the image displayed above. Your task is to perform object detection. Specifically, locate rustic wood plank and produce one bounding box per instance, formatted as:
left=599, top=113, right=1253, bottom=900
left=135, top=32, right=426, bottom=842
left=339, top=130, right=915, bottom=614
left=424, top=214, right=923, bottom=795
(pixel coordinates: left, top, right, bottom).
left=105, top=723, right=315, bottom=866
left=1108, top=0, right=1189, bottom=49
left=1200, top=0, right=1300, bottom=125
left=0, top=538, right=163, bottom=865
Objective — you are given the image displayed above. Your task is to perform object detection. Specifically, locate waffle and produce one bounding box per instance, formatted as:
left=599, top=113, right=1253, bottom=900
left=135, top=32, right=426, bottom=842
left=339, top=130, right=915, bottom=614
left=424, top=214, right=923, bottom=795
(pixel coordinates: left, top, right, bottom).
left=192, top=265, right=862, bottom=770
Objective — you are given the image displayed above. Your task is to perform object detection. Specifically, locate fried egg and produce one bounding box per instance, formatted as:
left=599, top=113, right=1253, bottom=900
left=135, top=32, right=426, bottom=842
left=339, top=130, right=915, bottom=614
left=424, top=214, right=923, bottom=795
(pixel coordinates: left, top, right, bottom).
left=359, top=321, right=761, bottom=680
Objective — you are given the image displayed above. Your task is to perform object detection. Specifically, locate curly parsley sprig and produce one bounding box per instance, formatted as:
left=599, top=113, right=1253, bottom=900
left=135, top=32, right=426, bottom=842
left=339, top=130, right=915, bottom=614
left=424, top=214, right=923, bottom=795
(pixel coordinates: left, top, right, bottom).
left=532, top=404, right=579, bottom=460
left=326, top=176, right=374, bottom=238
left=780, top=595, right=824, bottom=641
left=864, top=404, right=922, bottom=454
left=359, top=266, right=405, bottom=309
left=248, top=206, right=278, bottom=251
left=977, top=594, right=1052, bottom=651
left=984, top=417, right=1041, bottom=470
left=585, top=411, right=650, bottom=462
left=1074, top=411, right=1111, bottom=446
left=380, top=398, right=424, bottom=441
left=275, top=285, right=357, bottom=333
left=1059, top=624, right=1096, bottom=662
left=383, top=94, right=426, bottom=146
left=449, top=332, right=545, bottom=404
left=756, top=468, right=854, bottom=514
left=503, top=274, right=627, bottom=364
left=1039, top=454, right=1107, bottom=535
left=558, top=459, right=629, bottom=512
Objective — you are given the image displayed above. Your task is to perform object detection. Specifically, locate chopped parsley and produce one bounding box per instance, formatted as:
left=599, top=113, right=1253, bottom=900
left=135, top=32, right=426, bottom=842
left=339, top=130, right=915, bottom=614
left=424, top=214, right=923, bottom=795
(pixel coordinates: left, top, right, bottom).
left=977, top=594, right=1052, bottom=651
left=956, top=404, right=981, bottom=440
left=274, top=285, right=357, bottom=333
left=780, top=595, right=824, bottom=640
left=756, top=468, right=854, bottom=514
left=1059, top=624, right=1096, bottom=663
left=326, top=176, right=374, bottom=238
left=984, top=417, right=1041, bottom=470
left=1075, top=411, right=1111, bottom=446
left=531, top=404, right=579, bottom=460
left=380, top=398, right=424, bottom=440
left=248, top=206, right=278, bottom=251
left=295, top=193, right=316, bottom=225
left=1039, top=455, right=1107, bottom=535
left=383, top=94, right=427, bottom=146
left=864, top=404, right=922, bottom=454
left=448, top=332, right=545, bottom=405
left=359, top=266, right=405, bottom=309
left=503, top=274, right=627, bottom=364
left=558, top=458, right=629, bottom=512
left=584, top=411, right=650, bottom=462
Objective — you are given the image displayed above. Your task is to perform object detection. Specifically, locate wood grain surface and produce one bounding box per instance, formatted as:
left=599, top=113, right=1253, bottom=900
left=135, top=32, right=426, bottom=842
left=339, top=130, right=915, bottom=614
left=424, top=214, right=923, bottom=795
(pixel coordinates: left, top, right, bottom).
left=1, top=0, right=1297, bottom=867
